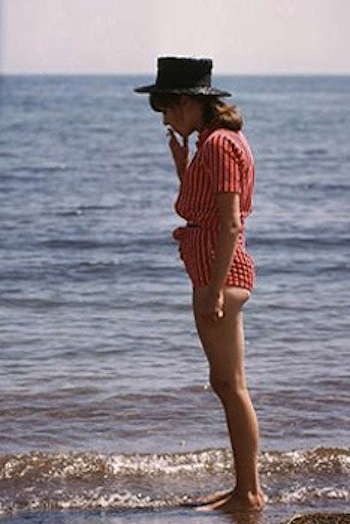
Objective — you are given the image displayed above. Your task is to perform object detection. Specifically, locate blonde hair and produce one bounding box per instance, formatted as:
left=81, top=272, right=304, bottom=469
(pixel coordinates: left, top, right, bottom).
left=149, top=93, right=243, bottom=131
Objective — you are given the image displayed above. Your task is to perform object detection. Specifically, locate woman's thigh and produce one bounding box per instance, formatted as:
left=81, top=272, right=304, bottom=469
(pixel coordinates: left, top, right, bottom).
left=192, top=286, right=250, bottom=381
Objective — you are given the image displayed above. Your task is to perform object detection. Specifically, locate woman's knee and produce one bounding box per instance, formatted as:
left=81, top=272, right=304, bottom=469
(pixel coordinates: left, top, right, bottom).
left=209, top=370, right=246, bottom=401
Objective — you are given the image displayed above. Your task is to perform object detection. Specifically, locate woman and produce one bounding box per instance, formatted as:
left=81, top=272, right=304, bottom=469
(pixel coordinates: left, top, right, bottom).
left=135, top=57, right=265, bottom=513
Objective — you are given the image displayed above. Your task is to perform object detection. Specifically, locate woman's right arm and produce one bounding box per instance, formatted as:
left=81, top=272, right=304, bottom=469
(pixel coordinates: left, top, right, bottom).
left=167, top=128, right=188, bottom=181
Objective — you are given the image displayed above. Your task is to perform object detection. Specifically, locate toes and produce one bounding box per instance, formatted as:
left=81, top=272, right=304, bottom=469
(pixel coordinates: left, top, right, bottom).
left=195, top=495, right=231, bottom=512
left=196, top=489, right=233, bottom=505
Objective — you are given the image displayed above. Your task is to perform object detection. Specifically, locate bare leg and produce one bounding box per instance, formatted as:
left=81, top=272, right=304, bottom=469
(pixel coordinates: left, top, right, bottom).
left=193, top=286, right=264, bottom=512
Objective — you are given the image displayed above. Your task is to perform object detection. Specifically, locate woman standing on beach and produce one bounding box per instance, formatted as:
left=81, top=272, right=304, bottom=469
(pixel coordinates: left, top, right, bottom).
left=135, top=57, right=264, bottom=513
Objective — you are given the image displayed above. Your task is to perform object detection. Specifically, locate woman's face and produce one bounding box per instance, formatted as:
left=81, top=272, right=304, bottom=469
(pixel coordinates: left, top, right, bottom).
left=161, top=104, right=188, bottom=137
left=161, top=96, right=202, bottom=137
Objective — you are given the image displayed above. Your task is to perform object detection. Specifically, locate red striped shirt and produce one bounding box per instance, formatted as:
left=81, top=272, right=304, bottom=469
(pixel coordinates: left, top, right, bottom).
left=173, top=128, right=255, bottom=290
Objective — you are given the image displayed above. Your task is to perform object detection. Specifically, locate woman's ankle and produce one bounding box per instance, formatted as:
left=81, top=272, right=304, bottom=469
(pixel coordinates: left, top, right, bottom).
left=234, top=485, right=264, bottom=501
left=232, top=487, right=265, bottom=510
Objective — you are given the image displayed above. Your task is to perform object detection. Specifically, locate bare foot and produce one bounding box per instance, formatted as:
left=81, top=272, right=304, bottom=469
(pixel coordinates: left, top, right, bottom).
left=196, top=489, right=265, bottom=513
left=181, top=489, right=233, bottom=507
left=196, top=488, right=233, bottom=505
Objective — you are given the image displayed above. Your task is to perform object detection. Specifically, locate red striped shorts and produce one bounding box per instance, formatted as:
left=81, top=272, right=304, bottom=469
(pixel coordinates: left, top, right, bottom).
left=173, top=225, right=255, bottom=291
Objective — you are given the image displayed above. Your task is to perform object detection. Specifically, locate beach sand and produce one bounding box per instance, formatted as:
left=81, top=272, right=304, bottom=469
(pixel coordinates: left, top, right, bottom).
left=286, top=514, right=350, bottom=524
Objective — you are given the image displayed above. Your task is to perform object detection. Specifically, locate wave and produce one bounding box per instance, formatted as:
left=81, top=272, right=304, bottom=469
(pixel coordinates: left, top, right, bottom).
left=251, top=235, right=350, bottom=249
left=0, top=447, right=349, bottom=515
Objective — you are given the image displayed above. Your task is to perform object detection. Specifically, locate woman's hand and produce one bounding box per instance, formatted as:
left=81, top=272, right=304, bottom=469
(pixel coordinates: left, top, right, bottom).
left=197, top=287, right=225, bottom=323
left=167, top=127, right=188, bottom=180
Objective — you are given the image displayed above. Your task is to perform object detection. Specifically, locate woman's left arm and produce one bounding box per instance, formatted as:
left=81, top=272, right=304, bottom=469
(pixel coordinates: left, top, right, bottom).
left=210, top=192, right=241, bottom=293
left=199, top=192, right=241, bottom=320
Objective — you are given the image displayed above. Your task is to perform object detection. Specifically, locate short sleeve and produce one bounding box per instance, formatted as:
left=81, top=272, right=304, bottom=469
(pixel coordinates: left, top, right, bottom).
left=202, top=132, right=241, bottom=193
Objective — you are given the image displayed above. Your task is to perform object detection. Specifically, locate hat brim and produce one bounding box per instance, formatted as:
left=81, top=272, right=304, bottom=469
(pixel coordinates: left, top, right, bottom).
left=134, top=84, right=231, bottom=97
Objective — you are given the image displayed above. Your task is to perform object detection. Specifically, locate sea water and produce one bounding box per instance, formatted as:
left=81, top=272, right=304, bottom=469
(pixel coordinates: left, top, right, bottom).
left=0, top=75, right=349, bottom=522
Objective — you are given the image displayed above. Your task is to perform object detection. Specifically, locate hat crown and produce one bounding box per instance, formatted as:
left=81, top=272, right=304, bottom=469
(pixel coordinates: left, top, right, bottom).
left=156, top=57, right=212, bottom=89
left=134, top=55, right=231, bottom=97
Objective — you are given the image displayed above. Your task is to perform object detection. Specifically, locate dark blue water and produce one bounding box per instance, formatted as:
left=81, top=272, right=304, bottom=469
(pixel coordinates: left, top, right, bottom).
left=0, top=75, right=349, bottom=522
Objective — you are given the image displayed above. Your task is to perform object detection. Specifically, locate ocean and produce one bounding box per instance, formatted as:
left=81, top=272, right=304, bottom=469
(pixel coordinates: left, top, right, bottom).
left=0, top=74, right=349, bottom=523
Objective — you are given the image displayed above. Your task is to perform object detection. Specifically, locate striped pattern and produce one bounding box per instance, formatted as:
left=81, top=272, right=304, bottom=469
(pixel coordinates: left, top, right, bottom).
left=173, top=128, right=255, bottom=290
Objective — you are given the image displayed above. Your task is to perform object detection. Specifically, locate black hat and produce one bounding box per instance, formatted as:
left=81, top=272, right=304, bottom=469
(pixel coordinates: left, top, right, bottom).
left=134, top=56, right=231, bottom=97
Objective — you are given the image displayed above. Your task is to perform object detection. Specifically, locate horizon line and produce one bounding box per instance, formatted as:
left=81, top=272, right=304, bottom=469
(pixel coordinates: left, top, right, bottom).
left=1, top=71, right=349, bottom=77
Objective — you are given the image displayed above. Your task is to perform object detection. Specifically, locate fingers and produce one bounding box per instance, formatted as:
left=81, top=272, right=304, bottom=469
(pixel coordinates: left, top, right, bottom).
left=166, top=126, right=174, bottom=138
left=196, top=287, right=225, bottom=324
left=166, top=127, right=188, bottom=150
left=166, top=127, right=189, bottom=176
left=200, top=309, right=225, bottom=324
left=167, top=129, right=180, bottom=153
left=166, top=126, right=177, bottom=143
